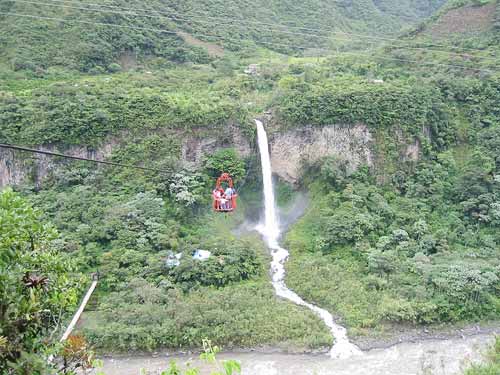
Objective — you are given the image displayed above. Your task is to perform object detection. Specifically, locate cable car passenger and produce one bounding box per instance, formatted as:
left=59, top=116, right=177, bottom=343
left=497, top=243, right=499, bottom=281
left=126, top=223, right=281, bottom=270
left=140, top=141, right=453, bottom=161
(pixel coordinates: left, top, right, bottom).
left=220, top=195, right=228, bottom=211
left=213, top=188, right=222, bottom=211
left=224, top=186, right=235, bottom=210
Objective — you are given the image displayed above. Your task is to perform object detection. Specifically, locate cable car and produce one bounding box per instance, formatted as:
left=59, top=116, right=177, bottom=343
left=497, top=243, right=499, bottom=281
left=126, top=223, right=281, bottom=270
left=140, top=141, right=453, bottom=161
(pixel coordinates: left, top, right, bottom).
left=212, top=173, right=238, bottom=213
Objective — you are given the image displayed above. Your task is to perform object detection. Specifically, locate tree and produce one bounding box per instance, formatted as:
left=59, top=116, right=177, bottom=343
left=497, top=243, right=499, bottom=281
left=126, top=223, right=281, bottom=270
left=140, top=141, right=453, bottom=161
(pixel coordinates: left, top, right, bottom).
left=204, top=149, right=245, bottom=182
left=0, top=189, right=80, bottom=374
left=321, top=208, right=376, bottom=249
left=368, top=250, right=398, bottom=276
left=319, top=156, right=352, bottom=189
left=431, top=265, right=498, bottom=304
left=169, top=172, right=207, bottom=208
left=455, top=151, right=496, bottom=221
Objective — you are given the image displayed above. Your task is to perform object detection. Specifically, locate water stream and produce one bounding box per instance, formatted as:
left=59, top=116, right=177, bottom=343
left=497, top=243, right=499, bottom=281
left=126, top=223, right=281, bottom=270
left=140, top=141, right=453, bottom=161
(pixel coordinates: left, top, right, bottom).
left=94, top=122, right=497, bottom=374
left=254, top=120, right=362, bottom=359
left=97, top=334, right=495, bottom=375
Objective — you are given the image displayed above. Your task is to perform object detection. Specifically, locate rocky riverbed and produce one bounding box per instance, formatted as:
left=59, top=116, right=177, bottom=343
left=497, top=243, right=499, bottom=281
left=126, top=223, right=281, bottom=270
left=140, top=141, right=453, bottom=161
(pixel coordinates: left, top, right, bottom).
left=95, top=333, right=496, bottom=375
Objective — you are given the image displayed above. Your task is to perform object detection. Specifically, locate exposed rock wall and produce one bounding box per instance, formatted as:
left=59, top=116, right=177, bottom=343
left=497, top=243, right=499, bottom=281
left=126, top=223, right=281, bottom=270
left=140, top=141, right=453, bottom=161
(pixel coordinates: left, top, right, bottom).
left=181, top=127, right=252, bottom=166
left=270, top=124, right=373, bottom=183
left=0, top=144, right=116, bottom=189
left=0, top=123, right=416, bottom=188
left=0, top=149, right=26, bottom=187
left=0, top=128, right=253, bottom=188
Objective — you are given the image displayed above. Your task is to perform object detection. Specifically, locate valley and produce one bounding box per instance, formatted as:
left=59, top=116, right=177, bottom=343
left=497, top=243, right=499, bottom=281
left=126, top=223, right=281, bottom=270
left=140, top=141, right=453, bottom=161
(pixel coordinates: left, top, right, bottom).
left=0, top=1, right=499, bottom=374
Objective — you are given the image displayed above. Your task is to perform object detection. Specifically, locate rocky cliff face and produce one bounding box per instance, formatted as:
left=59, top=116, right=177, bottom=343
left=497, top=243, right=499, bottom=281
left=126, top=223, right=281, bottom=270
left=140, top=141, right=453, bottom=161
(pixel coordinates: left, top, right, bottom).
left=185, top=123, right=379, bottom=184
left=0, top=143, right=117, bottom=189
left=1, top=123, right=415, bottom=188
left=0, top=128, right=253, bottom=188
left=0, top=148, right=26, bottom=187
left=181, top=126, right=252, bottom=166
left=269, top=124, right=373, bottom=183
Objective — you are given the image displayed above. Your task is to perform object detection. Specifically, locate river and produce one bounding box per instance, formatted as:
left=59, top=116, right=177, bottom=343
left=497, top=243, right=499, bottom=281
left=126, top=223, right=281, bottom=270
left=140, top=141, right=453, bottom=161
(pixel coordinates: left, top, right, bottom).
left=97, top=334, right=494, bottom=375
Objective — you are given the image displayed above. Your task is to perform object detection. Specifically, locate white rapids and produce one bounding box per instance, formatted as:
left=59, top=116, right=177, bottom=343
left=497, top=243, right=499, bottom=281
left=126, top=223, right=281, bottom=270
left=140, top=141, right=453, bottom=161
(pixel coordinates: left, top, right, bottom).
left=255, top=119, right=362, bottom=359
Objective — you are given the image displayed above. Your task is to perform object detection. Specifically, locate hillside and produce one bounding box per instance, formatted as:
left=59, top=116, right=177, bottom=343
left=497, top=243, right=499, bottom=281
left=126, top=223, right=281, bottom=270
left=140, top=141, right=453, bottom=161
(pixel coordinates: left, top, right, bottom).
left=278, top=0, right=500, bottom=342
left=0, top=0, right=446, bottom=76
left=1, top=1, right=499, bottom=373
left=408, top=0, right=500, bottom=51
left=353, top=0, right=500, bottom=78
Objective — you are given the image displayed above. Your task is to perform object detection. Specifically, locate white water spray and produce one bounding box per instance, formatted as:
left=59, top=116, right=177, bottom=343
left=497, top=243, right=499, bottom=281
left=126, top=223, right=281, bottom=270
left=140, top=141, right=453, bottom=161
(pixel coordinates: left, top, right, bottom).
left=255, top=119, right=362, bottom=359
left=256, top=121, right=280, bottom=247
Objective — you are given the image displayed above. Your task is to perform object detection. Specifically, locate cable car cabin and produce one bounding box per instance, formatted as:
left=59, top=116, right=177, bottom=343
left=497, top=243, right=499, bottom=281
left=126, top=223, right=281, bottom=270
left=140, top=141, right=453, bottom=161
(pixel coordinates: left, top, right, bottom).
left=212, top=173, right=238, bottom=213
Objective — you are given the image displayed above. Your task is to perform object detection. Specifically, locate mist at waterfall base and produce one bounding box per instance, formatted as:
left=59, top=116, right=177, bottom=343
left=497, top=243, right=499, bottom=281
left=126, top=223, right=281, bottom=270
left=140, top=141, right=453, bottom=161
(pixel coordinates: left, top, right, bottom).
left=254, top=120, right=362, bottom=359
left=232, top=190, right=308, bottom=239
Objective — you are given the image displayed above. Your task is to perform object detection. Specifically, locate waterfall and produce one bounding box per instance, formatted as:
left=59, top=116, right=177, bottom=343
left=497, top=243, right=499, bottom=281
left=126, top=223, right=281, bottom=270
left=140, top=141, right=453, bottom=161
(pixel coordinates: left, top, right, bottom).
left=256, top=120, right=280, bottom=247
left=255, top=119, right=362, bottom=359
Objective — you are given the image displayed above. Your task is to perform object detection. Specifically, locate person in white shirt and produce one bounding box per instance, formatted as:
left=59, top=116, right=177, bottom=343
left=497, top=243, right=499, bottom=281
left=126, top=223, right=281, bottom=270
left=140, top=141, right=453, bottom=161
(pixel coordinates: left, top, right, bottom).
left=224, top=186, right=235, bottom=210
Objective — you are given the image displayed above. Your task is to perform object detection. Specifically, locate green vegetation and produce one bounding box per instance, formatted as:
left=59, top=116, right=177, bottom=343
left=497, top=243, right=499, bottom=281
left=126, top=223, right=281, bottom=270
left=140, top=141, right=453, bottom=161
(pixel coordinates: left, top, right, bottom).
left=393, top=0, right=500, bottom=73
left=1, top=0, right=499, bottom=373
left=0, top=189, right=82, bottom=373
left=84, top=280, right=331, bottom=351
left=282, top=55, right=500, bottom=338
left=278, top=78, right=449, bottom=134
left=204, top=149, right=246, bottom=183
left=286, top=167, right=499, bottom=336
left=17, top=137, right=332, bottom=353
left=0, top=0, right=446, bottom=76
left=373, top=0, right=445, bottom=21
left=0, top=69, right=251, bottom=146
left=464, top=336, right=500, bottom=375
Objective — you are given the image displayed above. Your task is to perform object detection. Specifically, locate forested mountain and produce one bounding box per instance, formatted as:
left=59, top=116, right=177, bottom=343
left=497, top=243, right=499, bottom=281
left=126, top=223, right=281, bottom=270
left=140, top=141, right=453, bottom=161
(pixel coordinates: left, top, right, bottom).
left=1, top=0, right=498, bottom=374
left=0, top=0, right=446, bottom=74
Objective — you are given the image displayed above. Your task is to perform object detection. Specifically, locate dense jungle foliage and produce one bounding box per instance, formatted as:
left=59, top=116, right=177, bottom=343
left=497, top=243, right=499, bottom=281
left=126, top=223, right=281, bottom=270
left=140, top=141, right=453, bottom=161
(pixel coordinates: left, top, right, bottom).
left=0, top=70, right=249, bottom=146
left=1, top=0, right=499, bottom=373
left=20, top=143, right=332, bottom=353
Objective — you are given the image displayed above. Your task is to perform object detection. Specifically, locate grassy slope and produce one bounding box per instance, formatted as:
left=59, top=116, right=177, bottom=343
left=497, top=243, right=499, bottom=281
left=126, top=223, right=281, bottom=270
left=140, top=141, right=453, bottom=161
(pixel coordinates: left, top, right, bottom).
left=377, top=0, right=500, bottom=74
left=81, top=229, right=333, bottom=352
left=373, top=0, right=445, bottom=21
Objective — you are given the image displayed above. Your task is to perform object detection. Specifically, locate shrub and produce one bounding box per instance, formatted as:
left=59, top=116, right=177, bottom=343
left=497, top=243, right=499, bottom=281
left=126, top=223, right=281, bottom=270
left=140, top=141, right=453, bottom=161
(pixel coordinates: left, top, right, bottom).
left=204, top=148, right=246, bottom=182
left=0, top=189, right=81, bottom=373
left=107, top=63, right=122, bottom=73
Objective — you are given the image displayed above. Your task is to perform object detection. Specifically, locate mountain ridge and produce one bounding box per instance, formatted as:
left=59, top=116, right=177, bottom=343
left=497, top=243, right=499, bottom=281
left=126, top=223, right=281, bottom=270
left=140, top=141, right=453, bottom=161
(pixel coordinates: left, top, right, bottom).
left=0, top=0, right=447, bottom=74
